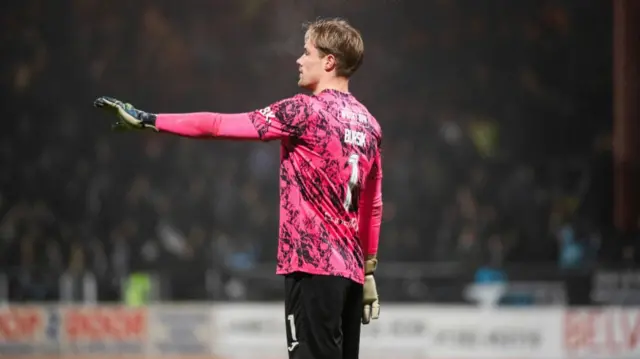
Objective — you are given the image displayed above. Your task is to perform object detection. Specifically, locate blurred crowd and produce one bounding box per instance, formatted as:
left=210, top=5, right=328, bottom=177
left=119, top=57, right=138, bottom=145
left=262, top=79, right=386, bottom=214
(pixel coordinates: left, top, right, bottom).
left=0, top=0, right=630, bottom=301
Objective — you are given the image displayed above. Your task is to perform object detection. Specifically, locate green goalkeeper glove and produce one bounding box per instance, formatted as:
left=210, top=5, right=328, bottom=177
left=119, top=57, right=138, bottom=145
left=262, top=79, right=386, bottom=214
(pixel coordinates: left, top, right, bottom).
left=93, top=96, right=158, bottom=132
left=362, top=257, right=380, bottom=324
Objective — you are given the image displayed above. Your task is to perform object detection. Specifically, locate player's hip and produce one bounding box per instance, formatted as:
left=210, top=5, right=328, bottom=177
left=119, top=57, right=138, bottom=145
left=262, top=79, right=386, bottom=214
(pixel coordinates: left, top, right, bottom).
left=276, top=265, right=364, bottom=285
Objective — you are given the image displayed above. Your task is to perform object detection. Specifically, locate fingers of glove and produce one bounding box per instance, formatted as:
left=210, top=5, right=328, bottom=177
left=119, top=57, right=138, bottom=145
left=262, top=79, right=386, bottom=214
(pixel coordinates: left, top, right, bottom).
left=94, top=96, right=121, bottom=109
left=362, top=304, right=371, bottom=325
left=371, top=300, right=380, bottom=320
left=93, top=97, right=108, bottom=108
left=363, top=276, right=379, bottom=301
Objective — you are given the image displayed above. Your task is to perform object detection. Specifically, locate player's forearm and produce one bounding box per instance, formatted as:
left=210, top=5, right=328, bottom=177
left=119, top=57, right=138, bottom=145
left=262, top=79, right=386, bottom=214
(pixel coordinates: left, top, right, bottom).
left=155, top=112, right=261, bottom=140
left=358, top=186, right=382, bottom=259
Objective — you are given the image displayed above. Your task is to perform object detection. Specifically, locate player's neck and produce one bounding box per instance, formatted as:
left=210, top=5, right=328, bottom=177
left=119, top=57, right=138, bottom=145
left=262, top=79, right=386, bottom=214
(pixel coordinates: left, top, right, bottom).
left=312, top=78, right=350, bottom=96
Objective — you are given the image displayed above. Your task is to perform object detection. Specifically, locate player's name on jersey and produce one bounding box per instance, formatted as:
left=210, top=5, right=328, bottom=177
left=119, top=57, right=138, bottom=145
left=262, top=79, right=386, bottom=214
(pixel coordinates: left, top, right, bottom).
left=344, top=128, right=366, bottom=146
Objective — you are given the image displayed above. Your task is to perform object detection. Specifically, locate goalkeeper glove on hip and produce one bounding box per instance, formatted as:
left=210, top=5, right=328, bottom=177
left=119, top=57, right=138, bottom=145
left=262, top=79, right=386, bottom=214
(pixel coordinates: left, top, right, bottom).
left=362, top=257, right=380, bottom=324
left=93, top=96, right=158, bottom=131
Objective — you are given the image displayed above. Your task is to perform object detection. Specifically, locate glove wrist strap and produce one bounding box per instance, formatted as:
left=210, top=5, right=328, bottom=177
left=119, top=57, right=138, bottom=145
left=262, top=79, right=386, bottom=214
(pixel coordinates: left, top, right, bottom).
left=139, top=112, right=157, bottom=128
left=365, top=257, right=378, bottom=275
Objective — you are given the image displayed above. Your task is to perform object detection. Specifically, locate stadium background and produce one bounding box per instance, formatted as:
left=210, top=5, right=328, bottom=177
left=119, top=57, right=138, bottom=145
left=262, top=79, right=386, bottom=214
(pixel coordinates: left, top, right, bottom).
left=1, top=0, right=639, bottom=358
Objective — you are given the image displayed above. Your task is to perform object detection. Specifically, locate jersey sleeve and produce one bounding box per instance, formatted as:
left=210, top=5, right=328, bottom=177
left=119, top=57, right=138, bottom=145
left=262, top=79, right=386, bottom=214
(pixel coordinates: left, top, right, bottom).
left=154, top=95, right=309, bottom=141
left=156, top=112, right=261, bottom=140
left=358, top=151, right=383, bottom=259
left=247, top=94, right=310, bottom=141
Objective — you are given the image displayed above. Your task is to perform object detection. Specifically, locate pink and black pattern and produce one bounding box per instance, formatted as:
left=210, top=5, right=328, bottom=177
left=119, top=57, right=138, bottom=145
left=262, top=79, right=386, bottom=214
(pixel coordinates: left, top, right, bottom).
left=248, top=89, right=382, bottom=284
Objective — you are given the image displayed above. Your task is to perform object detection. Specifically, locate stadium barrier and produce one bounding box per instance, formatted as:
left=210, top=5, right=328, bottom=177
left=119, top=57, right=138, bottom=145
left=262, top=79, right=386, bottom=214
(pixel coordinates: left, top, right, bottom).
left=0, top=303, right=638, bottom=359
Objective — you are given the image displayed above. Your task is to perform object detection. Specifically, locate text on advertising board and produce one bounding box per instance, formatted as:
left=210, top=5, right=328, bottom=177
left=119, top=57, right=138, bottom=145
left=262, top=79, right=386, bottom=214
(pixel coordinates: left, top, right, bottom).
left=150, top=309, right=211, bottom=355
left=64, top=307, right=146, bottom=341
left=0, top=308, right=42, bottom=341
left=565, top=309, right=640, bottom=355
left=436, top=327, right=541, bottom=349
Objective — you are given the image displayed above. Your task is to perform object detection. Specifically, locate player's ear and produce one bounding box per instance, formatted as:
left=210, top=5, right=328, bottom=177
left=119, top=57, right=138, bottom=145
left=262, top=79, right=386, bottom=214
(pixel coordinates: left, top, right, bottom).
left=324, top=54, right=337, bottom=72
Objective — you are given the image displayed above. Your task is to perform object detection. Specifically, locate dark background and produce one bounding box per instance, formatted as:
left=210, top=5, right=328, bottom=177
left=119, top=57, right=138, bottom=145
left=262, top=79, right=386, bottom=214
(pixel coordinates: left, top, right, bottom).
left=1, top=0, right=637, bottom=304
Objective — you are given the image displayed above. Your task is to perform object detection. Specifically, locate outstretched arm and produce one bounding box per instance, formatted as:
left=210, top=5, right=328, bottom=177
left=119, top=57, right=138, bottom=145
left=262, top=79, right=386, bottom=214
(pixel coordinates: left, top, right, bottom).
left=94, top=95, right=309, bottom=141
left=156, top=96, right=309, bottom=141
left=155, top=112, right=261, bottom=140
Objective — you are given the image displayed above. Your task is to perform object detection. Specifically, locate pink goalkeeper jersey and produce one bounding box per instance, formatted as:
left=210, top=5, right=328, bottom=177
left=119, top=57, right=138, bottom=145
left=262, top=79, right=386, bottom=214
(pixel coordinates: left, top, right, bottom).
left=155, top=89, right=383, bottom=284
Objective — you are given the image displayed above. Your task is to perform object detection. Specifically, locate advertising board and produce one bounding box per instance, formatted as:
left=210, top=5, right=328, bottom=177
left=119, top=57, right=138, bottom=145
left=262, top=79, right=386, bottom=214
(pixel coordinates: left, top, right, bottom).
left=210, top=304, right=565, bottom=359
left=564, top=308, right=640, bottom=359
left=425, top=307, right=563, bottom=359
left=148, top=305, right=212, bottom=356
left=1, top=303, right=638, bottom=359
left=211, top=303, right=433, bottom=358
left=59, top=306, right=147, bottom=355
left=0, top=306, right=59, bottom=355
left=210, top=303, right=285, bottom=358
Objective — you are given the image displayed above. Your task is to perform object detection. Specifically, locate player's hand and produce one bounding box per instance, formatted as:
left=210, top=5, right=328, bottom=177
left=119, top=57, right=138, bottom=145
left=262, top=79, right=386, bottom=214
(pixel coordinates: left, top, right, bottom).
left=362, top=258, right=380, bottom=324
left=93, top=96, right=157, bottom=131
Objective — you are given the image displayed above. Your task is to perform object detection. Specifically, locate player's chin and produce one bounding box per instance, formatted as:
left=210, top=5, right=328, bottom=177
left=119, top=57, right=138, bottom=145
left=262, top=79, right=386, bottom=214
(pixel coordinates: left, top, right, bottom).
left=297, top=78, right=315, bottom=90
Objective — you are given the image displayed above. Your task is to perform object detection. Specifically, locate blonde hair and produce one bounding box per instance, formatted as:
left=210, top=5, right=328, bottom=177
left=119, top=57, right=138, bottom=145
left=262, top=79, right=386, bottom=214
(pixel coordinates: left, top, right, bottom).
left=303, top=18, right=364, bottom=78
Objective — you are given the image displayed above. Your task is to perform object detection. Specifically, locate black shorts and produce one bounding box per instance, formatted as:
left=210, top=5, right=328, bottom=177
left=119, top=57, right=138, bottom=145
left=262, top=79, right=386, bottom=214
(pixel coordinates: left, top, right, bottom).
left=284, top=272, right=363, bottom=359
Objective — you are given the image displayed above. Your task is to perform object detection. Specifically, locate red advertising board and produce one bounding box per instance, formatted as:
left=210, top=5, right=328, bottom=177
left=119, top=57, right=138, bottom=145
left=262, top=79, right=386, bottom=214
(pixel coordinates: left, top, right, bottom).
left=564, top=308, right=640, bottom=358
left=0, top=307, right=43, bottom=341
left=64, top=307, right=147, bottom=342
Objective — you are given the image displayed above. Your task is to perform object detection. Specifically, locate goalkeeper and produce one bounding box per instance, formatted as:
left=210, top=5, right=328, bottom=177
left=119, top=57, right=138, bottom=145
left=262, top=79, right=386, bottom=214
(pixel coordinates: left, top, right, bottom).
left=95, top=18, right=383, bottom=359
